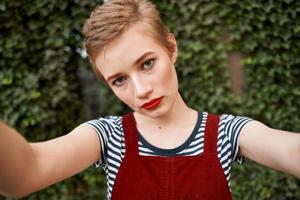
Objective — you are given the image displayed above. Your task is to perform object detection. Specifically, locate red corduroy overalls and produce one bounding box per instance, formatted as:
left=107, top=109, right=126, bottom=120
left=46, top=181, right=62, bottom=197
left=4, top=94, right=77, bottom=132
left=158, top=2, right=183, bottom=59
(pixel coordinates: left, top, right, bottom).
left=111, top=113, right=232, bottom=200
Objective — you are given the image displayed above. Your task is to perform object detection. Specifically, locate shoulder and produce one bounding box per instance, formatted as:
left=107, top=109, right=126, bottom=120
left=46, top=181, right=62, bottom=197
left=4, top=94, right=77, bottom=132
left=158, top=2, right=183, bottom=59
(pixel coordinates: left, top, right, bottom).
left=81, top=115, right=124, bottom=167
left=84, top=115, right=123, bottom=134
left=218, top=113, right=252, bottom=136
left=203, top=112, right=253, bottom=163
left=202, top=112, right=252, bottom=129
left=219, top=113, right=252, bottom=125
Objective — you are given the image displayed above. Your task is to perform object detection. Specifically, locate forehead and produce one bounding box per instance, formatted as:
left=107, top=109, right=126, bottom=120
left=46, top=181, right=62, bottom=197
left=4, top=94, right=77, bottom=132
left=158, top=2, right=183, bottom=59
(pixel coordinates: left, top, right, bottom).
left=94, top=24, right=167, bottom=78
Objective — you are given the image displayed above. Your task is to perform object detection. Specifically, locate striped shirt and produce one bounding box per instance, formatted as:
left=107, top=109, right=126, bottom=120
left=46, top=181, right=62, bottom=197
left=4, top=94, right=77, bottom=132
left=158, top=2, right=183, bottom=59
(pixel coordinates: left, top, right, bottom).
left=85, top=112, right=251, bottom=200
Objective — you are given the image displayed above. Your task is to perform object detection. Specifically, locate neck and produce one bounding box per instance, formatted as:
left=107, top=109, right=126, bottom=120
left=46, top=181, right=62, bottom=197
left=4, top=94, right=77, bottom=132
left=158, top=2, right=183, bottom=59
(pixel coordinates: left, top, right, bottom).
left=135, top=93, right=197, bottom=127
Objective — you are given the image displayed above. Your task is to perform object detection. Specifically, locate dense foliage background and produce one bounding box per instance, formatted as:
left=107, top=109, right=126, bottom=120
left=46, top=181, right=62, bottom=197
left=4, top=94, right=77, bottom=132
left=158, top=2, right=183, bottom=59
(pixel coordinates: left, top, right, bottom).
left=1, top=0, right=299, bottom=199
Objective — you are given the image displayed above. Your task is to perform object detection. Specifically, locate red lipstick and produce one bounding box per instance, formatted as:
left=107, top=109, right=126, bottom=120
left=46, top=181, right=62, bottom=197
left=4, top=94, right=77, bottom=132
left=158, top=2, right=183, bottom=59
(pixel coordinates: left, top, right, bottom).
left=142, top=97, right=163, bottom=110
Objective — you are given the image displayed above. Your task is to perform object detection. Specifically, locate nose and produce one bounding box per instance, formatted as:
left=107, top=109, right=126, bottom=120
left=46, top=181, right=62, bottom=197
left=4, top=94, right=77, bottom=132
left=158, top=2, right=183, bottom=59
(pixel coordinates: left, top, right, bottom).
left=132, top=75, right=152, bottom=99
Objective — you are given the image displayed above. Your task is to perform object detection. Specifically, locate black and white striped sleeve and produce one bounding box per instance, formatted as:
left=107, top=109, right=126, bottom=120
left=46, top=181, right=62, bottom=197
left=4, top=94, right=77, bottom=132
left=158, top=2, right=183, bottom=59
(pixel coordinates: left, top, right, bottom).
left=220, top=114, right=252, bottom=164
left=83, top=117, right=117, bottom=167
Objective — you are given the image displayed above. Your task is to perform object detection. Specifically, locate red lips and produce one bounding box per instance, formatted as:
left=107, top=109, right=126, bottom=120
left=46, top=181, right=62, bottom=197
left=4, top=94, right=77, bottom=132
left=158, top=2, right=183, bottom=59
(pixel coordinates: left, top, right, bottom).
left=141, top=97, right=163, bottom=110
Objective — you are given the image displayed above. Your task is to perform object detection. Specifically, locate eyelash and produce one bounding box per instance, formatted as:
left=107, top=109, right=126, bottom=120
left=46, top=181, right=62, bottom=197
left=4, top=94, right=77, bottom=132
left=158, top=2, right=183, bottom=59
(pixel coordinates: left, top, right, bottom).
left=112, top=76, right=127, bottom=86
left=111, top=58, right=156, bottom=87
left=142, top=58, right=155, bottom=70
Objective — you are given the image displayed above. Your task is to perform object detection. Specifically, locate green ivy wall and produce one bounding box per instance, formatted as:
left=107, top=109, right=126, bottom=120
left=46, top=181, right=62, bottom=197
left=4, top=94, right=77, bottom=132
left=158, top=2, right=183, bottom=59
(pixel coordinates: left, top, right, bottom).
left=0, top=0, right=299, bottom=199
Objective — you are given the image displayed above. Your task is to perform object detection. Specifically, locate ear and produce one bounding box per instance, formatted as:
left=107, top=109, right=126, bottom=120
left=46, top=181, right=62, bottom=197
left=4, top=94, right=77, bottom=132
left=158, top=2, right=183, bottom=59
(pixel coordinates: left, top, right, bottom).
left=167, top=33, right=178, bottom=64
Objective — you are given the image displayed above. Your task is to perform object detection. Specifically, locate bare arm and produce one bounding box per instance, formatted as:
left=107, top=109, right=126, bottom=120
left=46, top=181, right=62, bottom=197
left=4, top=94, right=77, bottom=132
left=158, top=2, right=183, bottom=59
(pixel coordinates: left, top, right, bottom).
left=0, top=122, right=101, bottom=198
left=0, top=122, right=36, bottom=197
left=238, top=120, right=300, bottom=178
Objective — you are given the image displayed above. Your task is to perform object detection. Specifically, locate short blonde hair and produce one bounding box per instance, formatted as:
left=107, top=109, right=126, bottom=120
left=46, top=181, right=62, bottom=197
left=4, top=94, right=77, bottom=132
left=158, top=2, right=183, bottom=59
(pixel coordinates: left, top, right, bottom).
left=82, top=0, right=170, bottom=79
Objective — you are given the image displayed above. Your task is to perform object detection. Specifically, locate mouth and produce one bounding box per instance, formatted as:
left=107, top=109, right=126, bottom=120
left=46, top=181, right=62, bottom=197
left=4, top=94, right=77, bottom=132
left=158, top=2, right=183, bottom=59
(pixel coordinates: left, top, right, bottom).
left=141, top=97, right=164, bottom=110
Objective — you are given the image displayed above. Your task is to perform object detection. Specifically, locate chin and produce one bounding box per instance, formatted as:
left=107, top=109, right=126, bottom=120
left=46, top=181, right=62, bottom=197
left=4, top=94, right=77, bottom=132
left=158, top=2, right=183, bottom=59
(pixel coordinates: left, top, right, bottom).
left=140, top=106, right=170, bottom=119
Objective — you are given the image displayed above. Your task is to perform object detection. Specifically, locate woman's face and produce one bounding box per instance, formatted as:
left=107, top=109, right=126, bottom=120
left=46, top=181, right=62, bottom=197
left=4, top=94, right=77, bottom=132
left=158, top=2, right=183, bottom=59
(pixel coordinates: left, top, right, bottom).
left=94, top=23, right=179, bottom=119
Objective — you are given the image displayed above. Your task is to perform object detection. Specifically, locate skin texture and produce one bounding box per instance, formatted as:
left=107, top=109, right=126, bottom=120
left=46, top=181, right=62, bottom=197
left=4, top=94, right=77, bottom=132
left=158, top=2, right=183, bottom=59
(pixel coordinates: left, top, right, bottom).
left=0, top=123, right=100, bottom=198
left=95, top=23, right=181, bottom=120
left=95, top=23, right=198, bottom=149
left=239, top=121, right=300, bottom=178
left=0, top=22, right=299, bottom=199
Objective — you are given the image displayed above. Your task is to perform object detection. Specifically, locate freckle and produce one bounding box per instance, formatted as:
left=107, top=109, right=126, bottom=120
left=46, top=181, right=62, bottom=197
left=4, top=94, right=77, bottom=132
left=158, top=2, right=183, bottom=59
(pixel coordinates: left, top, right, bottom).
left=158, top=126, right=162, bottom=129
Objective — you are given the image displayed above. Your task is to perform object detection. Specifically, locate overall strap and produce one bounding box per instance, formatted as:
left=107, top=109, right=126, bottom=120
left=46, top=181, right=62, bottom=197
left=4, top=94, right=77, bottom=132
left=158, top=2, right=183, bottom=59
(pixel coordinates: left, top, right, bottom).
left=122, top=112, right=139, bottom=156
left=204, top=113, right=220, bottom=154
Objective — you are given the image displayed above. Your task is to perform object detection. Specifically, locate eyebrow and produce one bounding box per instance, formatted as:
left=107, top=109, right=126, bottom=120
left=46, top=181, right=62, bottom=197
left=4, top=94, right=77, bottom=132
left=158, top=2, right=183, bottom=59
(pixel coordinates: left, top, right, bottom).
left=106, top=51, right=155, bottom=82
left=134, top=51, right=154, bottom=66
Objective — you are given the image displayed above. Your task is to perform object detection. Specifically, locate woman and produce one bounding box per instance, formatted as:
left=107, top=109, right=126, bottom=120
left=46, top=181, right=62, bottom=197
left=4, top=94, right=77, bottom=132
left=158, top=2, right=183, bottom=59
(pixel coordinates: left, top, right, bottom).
left=0, top=0, right=299, bottom=199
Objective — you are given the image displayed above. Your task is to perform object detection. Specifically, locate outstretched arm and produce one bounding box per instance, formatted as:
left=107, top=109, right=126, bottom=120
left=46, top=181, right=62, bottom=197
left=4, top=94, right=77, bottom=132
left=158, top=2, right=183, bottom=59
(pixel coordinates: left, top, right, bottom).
left=0, top=122, right=36, bottom=197
left=238, top=120, right=300, bottom=178
left=0, top=122, right=101, bottom=198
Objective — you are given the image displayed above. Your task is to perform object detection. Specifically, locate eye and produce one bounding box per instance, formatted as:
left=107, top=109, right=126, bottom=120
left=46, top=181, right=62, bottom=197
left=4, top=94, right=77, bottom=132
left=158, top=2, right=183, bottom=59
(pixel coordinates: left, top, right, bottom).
left=112, top=76, right=127, bottom=86
left=142, top=58, right=155, bottom=70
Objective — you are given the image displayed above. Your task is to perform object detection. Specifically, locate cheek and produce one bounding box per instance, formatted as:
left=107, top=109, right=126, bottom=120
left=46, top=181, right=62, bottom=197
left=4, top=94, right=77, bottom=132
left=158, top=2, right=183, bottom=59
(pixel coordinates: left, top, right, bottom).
left=157, top=61, right=178, bottom=89
left=112, top=88, right=135, bottom=107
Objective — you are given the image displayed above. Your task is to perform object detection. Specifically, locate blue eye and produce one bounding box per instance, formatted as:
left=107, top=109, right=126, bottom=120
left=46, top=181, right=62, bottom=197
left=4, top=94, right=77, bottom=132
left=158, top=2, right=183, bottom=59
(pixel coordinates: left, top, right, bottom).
left=142, top=59, right=155, bottom=70
left=112, top=76, right=127, bottom=86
